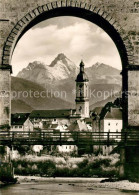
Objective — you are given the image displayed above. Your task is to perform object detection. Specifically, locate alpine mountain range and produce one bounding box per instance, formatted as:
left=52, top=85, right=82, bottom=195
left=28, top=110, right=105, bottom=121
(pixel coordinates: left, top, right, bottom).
left=11, top=53, right=122, bottom=113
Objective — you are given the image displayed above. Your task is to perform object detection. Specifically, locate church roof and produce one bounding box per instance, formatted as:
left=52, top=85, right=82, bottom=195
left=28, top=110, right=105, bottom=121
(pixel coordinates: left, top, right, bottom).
left=29, top=109, right=76, bottom=119
left=76, top=61, right=89, bottom=82
left=104, top=108, right=122, bottom=120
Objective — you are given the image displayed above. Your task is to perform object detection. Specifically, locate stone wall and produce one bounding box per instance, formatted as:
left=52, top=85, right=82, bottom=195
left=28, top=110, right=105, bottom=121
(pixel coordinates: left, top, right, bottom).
left=0, top=69, right=11, bottom=125
left=0, top=0, right=138, bottom=66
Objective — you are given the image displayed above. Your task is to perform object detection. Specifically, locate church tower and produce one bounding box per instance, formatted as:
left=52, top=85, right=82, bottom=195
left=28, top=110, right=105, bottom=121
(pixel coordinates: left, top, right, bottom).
left=75, top=61, right=89, bottom=118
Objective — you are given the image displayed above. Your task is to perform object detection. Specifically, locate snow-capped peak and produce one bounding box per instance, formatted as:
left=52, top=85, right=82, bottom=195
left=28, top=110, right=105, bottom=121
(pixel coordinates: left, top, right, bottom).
left=17, top=53, right=78, bottom=84
left=93, top=62, right=102, bottom=68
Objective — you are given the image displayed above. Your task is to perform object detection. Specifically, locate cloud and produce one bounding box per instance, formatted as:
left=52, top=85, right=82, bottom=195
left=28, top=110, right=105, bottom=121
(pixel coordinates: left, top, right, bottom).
left=12, top=17, right=122, bottom=76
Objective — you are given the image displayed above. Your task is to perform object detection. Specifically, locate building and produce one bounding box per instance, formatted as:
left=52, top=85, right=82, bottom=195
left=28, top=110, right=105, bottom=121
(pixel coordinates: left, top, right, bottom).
left=102, top=108, right=122, bottom=155
left=11, top=113, right=33, bottom=131
left=75, top=61, right=90, bottom=118
left=103, top=108, right=122, bottom=134
left=29, top=109, right=78, bottom=130
left=57, top=138, right=78, bottom=154
left=90, top=106, right=122, bottom=155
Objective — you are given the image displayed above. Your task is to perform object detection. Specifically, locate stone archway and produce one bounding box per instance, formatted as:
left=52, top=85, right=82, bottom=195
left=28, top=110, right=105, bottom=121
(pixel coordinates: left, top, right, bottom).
left=2, top=2, right=133, bottom=66
left=0, top=0, right=139, bottom=181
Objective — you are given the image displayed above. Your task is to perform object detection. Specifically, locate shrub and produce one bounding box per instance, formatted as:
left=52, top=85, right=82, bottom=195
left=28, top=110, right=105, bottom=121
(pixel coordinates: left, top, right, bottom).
left=78, top=159, right=88, bottom=169
left=38, top=160, right=56, bottom=177
left=12, top=154, right=120, bottom=178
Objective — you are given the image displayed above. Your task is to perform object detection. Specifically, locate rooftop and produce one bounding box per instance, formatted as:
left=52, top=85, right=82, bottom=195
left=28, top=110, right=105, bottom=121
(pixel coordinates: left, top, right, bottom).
left=29, top=109, right=76, bottom=119
left=105, top=108, right=122, bottom=120
left=11, top=113, right=30, bottom=125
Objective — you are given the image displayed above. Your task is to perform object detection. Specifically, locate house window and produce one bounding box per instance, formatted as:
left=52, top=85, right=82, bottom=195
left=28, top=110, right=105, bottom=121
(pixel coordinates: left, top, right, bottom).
left=116, top=123, right=118, bottom=126
left=108, top=123, right=110, bottom=126
left=54, top=118, right=56, bottom=121
left=15, top=126, right=18, bottom=128
left=19, top=126, right=22, bottom=128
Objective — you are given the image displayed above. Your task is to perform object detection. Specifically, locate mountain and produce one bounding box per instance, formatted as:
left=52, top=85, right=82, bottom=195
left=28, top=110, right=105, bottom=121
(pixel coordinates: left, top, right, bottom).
left=17, top=54, right=121, bottom=87
left=14, top=53, right=122, bottom=112
left=11, top=76, right=74, bottom=113
left=85, top=62, right=121, bottom=85
left=17, top=53, right=78, bottom=87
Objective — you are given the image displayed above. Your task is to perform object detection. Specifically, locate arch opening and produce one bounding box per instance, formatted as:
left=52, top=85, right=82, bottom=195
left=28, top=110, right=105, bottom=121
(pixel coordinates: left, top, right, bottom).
left=3, top=5, right=129, bottom=128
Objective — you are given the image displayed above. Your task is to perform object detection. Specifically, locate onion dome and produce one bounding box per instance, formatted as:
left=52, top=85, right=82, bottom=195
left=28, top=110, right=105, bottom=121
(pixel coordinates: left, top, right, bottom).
left=76, top=60, right=89, bottom=82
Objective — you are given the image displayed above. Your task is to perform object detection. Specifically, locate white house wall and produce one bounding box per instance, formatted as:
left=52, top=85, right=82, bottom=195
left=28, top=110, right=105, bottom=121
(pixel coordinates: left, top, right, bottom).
left=104, top=119, right=122, bottom=133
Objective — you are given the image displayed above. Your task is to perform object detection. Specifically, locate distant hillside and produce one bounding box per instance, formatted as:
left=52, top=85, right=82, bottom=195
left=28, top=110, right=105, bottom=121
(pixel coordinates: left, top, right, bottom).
left=89, top=91, right=122, bottom=110
left=54, top=78, right=121, bottom=105
left=11, top=99, right=33, bottom=113
left=11, top=76, right=74, bottom=113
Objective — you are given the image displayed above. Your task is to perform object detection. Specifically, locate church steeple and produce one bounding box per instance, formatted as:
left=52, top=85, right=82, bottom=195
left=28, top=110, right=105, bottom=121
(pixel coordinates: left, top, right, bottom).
left=76, top=61, right=89, bottom=82
left=75, top=61, right=89, bottom=118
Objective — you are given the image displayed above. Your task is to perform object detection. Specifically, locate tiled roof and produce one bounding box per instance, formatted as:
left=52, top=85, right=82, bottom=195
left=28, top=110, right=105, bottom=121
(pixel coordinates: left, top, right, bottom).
left=29, top=109, right=76, bottom=119
left=105, top=108, right=122, bottom=120
left=11, top=113, right=30, bottom=125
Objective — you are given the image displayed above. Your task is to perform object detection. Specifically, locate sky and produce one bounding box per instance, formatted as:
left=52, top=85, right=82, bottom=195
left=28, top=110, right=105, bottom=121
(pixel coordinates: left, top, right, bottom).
left=11, top=16, right=122, bottom=76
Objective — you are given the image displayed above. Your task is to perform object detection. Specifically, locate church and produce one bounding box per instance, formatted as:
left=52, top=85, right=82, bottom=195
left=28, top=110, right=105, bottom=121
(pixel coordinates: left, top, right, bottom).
left=75, top=60, right=90, bottom=118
